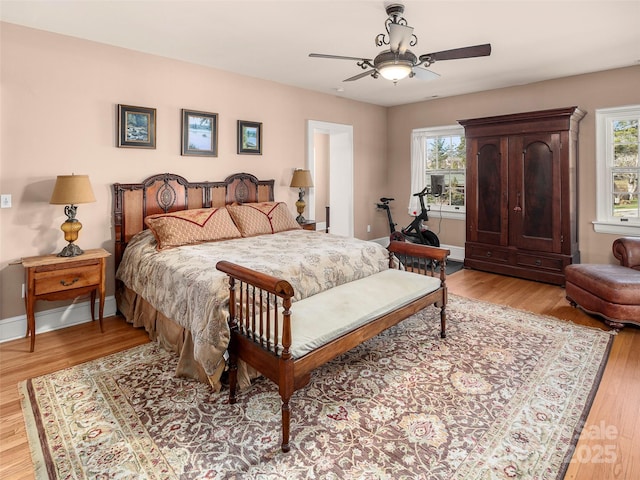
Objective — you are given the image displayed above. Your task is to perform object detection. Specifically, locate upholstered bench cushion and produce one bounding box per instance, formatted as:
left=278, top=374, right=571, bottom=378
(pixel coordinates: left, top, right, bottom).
left=289, top=269, right=441, bottom=359
left=565, top=264, right=640, bottom=305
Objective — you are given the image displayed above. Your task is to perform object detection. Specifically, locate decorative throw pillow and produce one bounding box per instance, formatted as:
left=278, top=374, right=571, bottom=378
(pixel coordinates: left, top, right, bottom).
left=227, top=202, right=301, bottom=237
left=144, top=207, right=242, bottom=250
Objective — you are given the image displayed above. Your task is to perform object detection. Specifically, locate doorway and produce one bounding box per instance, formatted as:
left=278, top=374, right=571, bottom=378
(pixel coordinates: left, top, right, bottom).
left=306, top=120, right=354, bottom=237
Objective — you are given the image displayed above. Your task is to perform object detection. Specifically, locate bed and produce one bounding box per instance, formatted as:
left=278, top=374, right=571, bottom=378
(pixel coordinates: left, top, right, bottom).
left=113, top=172, right=398, bottom=390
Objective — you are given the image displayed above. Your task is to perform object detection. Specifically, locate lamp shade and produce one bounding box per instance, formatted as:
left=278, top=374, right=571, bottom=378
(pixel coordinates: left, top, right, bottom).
left=50, top=175, right=96, bottom=205
left=289, top=169, right=313, bottom=188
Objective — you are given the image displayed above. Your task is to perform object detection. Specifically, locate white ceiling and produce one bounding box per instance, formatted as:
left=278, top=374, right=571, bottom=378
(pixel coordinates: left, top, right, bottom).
left=1, top=0, right=639, bottom=107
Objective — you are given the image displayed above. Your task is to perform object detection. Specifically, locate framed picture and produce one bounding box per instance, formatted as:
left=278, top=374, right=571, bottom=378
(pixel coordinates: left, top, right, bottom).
left=237, top=120, right=262, bottom=155
left=181, top=109, right=218, bottom=156
left=117, top=104, right=156, bottom=148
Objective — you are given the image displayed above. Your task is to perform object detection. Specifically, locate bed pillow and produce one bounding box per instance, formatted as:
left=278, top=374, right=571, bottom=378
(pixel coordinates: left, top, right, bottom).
left=227, top=202, right=301, bottom=237
left=144, top=207, right=242, bottom=250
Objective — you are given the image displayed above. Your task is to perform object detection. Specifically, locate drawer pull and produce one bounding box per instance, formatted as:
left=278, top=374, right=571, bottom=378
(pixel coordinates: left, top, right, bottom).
left=535, top=259, right=542, bottom=266
left=60, top=278, right=79, bottom=287
left=486, top=251, right=492, bottom=257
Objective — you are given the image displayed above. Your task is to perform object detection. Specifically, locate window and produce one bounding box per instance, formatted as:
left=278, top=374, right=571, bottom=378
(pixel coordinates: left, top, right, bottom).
left=594, top=105, right=640, bottom=235
left=410, top=126, right=466, bottom=219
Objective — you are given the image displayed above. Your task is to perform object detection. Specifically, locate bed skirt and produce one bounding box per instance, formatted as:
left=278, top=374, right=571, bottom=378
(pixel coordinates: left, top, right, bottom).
left=115, top=285, right=243, bottom=391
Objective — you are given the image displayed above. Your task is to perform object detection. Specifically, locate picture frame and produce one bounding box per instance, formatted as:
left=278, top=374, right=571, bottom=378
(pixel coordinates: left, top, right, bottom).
left=181, top=109, right=218, bottom=156
left=117, top=104, right=156, bottom=148
left=237, top=120, right=262, bottom=155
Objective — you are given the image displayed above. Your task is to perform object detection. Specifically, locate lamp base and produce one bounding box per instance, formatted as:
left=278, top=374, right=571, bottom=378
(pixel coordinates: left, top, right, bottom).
left=58, top=217, right=83, bottom=257
left=295, top=189, right=306, bottom=224
left=57, top=243, right=84, bottom=257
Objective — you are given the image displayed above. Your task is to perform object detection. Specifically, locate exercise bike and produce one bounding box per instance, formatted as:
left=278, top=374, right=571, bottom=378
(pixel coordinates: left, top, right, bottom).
left=376, top=187, right=440, bottom=247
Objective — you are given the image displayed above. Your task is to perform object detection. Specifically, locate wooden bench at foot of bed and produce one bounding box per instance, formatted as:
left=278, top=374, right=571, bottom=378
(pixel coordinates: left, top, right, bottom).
left=216, top=240, right=449, bottom=452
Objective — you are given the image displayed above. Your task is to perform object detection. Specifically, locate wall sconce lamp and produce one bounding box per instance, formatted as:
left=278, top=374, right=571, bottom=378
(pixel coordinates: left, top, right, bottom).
left=289, top=169, right=314, bottom=224
left=49, top=174, right=96, bottom=257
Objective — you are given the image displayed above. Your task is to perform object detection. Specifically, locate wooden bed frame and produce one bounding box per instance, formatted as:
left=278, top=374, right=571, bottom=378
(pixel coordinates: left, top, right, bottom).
left=113, top=172, right=274, bottom=270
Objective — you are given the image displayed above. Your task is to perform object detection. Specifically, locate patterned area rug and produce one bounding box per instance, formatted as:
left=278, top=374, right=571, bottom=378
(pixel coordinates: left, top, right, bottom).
left=21, top=294, right=613, bottom=480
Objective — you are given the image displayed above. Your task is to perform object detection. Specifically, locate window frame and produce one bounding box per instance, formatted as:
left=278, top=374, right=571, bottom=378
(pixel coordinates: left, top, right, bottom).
left=593, top=105, right=640, bottom=236
left=411, top=125, right=466, bottom=221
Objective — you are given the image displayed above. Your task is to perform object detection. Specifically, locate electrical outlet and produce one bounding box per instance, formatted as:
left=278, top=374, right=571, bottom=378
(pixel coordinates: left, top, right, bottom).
left=0, top=194, right=11, bottom=208
left=21, top=283, right=25, bottom=299
left=367, top=224, right=371, bottom=233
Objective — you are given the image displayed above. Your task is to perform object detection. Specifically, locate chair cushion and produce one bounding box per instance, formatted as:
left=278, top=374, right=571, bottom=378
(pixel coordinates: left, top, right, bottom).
left=564, top=264, right=640, bottom=305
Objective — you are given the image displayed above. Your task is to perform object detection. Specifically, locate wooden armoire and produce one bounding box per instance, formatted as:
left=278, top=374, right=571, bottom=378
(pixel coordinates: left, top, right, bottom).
left=459, top=106, right=585, bottom=285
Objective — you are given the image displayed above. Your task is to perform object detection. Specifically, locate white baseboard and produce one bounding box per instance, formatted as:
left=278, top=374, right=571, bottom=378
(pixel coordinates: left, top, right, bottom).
left=441, top=244, right=464, bottom=262
left=0, top=296, right=118, bottom=344
left=370, top=237, right=465, bottom=262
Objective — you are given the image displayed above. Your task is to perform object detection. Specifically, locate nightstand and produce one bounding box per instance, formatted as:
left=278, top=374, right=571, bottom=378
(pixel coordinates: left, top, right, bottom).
left=300, top=220, right=316, bottom=231
left=22, top=248, right=110, bottom=352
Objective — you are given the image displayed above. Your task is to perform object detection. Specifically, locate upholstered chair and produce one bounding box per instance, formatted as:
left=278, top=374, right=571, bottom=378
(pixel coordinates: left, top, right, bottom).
left=565, top=237, right=640, bottom=328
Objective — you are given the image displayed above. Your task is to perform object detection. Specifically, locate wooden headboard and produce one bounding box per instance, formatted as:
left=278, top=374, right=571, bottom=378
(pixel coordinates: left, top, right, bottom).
left=113, top=172, right=275, bottom=269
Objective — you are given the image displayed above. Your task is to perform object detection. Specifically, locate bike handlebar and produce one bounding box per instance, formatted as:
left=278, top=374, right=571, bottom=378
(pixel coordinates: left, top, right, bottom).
left=413, top=186, right=429, bottom=197
left=380, top=188, right=427, bottom=204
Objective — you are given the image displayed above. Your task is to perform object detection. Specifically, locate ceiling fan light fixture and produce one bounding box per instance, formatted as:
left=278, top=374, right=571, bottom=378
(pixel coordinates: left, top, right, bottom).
left=378, top=61, right=413, bottom=81
left=309, top=3, right=491, bottom=85
left=374, top=49, right=416, bottom=82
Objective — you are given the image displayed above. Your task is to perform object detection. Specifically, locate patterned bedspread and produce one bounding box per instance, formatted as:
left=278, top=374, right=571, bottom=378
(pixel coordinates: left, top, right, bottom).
left=116, top=229, right=391, bottom=376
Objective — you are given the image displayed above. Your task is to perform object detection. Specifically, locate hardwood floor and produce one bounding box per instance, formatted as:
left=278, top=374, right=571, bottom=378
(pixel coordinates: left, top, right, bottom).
left=448, top=270, right=640, bottom=480
left=0, top=317, right=150, bottom=480
left=0, top=269, right=638, bottom=479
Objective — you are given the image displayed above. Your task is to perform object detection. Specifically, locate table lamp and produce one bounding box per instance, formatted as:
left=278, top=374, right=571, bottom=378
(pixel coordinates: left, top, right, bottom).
left=49, top=174, right=96, bottom=257
left=289, top=169, right=313, bottom=224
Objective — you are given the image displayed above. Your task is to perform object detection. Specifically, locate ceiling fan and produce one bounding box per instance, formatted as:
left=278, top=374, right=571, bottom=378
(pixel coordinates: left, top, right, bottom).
left=309, top=3, right=491, bottom=83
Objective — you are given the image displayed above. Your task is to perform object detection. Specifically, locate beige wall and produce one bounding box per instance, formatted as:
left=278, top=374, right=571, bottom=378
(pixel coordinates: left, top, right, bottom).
left=0, top=23, right=387, bottom=320
left=386, top=65, right=640, bottom=264
left=1, top=21, right=638, bottom=325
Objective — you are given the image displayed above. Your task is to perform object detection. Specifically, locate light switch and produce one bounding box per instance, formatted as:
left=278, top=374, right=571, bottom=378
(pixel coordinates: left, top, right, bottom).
left=0, top=194, right=11, bottom=208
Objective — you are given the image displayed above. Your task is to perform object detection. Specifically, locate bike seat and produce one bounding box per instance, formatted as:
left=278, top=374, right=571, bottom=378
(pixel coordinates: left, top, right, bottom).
left=379, top=197, right=394, bottom=202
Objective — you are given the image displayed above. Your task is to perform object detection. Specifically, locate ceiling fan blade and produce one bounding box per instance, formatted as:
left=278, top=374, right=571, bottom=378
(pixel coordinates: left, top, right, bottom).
left=309, top=53, right=372, bottom=62
left=343, top=70, right=376, bottom=82
left=420, top=43, right=492, bottom=63
left=389, top=24, right=414, bottom=54
left=412, top=67, right=440, bottom=81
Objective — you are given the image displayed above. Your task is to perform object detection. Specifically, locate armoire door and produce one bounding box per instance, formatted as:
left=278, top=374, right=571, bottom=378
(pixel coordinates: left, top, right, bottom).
left=509, top=133, right=562, bottom=253
left=467, top=136, right=509, bottom=246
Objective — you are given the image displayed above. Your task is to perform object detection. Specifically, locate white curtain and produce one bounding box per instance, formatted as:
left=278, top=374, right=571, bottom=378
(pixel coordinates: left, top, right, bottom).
left=409, top=131, right=427, bottom=215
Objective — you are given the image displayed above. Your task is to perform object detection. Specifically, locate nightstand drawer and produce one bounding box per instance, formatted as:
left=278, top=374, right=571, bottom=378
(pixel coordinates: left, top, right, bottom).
left=34, top=267, right=100, bottom=295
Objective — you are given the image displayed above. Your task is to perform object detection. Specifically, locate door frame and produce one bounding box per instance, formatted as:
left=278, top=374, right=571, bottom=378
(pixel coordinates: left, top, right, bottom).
left=306, top=120, right=354, bottom=237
